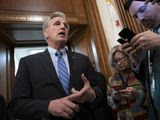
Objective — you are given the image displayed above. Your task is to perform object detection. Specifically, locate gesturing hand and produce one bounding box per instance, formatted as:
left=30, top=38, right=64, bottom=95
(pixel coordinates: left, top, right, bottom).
left=130, top=31, right=160, bottom=50
left=48, top=94, right=79, bottom=119
left=120, top=43, right=140, bottom=67
left=71, top=73, right=96, bottom=103
left=118, top=87, right=137, bottom=98
left=48, top=73, right=96, bottom=119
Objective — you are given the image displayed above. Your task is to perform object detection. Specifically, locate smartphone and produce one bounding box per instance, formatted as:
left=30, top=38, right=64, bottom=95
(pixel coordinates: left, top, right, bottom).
left=117, top=38, right=126, bottom=44
left=118, top=27, right=136, bottom=42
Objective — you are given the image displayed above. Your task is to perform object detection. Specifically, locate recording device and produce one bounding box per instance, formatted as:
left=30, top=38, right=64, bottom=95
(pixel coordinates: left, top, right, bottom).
left=117, top=27, right=136, bottom=44
left=117, top=38, right=126, bottom=44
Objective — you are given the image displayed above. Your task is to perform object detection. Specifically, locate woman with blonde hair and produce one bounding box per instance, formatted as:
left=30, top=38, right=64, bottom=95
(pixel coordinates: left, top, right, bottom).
left=107, top=45, right=148, bottom=120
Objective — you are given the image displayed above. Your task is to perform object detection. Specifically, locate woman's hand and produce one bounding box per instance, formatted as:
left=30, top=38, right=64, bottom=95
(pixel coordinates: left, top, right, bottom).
left=118, top=87, right=137, bottom=99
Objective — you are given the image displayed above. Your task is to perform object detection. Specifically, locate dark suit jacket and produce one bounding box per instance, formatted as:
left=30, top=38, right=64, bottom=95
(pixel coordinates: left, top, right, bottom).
left=0, top=95, right=10, bottom=120
left=8, top=49, right=105, bottom=120
left=91, top=72, right=114, bottom=120
left=135, top=51, right=158, bottom=120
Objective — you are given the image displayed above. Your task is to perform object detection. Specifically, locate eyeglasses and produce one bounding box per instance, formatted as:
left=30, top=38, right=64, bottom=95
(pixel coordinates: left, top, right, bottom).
left=113, top=56, right=127, bottom=65
left=133, top=4, right=147, bottom=18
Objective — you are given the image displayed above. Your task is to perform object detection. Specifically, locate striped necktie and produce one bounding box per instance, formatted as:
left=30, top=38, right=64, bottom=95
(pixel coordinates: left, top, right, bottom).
left=55, top=51, right=70, bottom=94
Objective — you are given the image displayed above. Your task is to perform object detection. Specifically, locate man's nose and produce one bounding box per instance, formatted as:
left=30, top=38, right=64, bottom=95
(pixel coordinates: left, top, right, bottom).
left=60, top=23, right=65, bottom=29
left=137, top=14, right=145, bottom=23
left=117, top=60, right=123, bottom=65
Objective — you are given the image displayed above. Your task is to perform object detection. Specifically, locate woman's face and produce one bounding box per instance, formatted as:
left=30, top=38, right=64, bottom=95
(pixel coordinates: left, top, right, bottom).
left=113, top=51, right=130, bottom=72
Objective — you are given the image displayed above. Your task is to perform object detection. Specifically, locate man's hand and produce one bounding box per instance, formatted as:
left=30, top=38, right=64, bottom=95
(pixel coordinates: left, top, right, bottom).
left=145, top=0, right=160, bottom=5
left=120, top=42, right=140, bottom=67
left=71, top=74, right=96, bottom=103
left=48, top=73, right=96, bottom=119
left=48, top=94, right=79, bottom=119
left=130, top=30, right=160, bottom=50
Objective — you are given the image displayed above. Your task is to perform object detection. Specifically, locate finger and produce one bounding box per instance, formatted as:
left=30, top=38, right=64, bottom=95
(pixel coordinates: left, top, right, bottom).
left=63, top=98, right=80, bottom=112
left=121, top=42, right=130, bottom=50
left=118, top=89, right=130, bottom=93
left=135, top=42, right=145, bottom=51
left=80, top=74, right=90, bottom=93
left=81, top=73, right=88, bottom=83
left=61, top=110, right=73, bottom=119
left=81, top=74, right=90, bottom=89
left=71, top=88, right=79, bottom=94
left=132, top=38, right=146, bottom=51
left=73, top=104, right=80, bottom=112
left=66, top=93, right=80, bottom=101
left=62, top=105, right=75, bottom=117
left=126, top=87, right=132, bottom=90
left=70, top=88, right=81, bottom=102
left=130, top=34, right=142, bottom=47
left=120, top=94, right=128, bottom=98
left=123, top=46, right=134, bottom=55
left=129, top=49, right=137, bottom=56
left=64, top=100, right=80, bottom=113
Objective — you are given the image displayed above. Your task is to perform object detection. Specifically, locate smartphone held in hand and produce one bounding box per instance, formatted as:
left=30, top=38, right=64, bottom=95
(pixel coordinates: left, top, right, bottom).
left=117, top=27, right=136, bottom=44
left=117, top=38, right=126, bottom=44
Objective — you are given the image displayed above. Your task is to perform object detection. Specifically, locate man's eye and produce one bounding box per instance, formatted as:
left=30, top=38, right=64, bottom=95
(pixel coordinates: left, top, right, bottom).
left=139, top=5, right=147, bottom=12
left=54, top=22, right=60, bottom=25
left=64, top=23, right=69, bottom=29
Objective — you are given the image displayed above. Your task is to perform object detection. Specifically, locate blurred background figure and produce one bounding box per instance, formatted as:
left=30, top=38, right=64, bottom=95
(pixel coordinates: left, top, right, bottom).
left=123, top=1, right=160, bottom=119
left=0, top=95, right=10, bottom=120
left=107, top=45, right=148, bottom=120
left=145, top=0, right=160, bottom=4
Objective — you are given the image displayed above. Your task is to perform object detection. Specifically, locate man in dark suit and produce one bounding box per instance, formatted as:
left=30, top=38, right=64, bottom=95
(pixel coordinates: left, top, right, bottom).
left=8, top=11, right=106, bottom=120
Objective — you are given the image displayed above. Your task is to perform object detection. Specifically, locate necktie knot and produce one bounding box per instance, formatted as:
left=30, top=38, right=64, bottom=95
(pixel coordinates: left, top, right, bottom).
left=55, top=51, right=62, bottom=58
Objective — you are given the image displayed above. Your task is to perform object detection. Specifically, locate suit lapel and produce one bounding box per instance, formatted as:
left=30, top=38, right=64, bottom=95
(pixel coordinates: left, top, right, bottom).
left=66, top=50, right=75, bottom=93
left=66, top=50, right=82, bottom=92
left=40, top=49, right=66, bottom=95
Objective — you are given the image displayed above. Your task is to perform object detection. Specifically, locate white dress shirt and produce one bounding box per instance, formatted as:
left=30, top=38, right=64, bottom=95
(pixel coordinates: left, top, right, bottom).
left=47, top=46, right=70, bottom=77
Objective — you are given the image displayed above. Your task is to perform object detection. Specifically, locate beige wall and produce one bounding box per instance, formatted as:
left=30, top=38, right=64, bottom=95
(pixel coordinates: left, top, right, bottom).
left=95, top=0, right=122, bottom=49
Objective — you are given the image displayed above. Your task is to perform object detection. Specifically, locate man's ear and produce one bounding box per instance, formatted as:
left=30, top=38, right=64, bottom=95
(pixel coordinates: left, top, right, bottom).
left=43, top=31, right=49, bottom=40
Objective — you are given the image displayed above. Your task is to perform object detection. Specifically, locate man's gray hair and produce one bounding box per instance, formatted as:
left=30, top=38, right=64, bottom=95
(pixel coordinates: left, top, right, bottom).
left=43, top=11, right=66, bottom=32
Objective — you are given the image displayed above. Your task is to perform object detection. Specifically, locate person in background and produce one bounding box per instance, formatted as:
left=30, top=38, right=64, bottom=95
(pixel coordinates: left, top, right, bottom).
left=122, top=0, right=160, bottom=119
left=107, top=45, right=148, bottom=120
left=0, top=95, right=10, bottom=120
left=0, top=74, right=10, bottom=120
left=8, top=11, right=106, bottom=120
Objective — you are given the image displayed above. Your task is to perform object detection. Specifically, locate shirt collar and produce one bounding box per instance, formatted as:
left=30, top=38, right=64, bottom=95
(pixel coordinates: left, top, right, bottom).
left=47, top=46, right=67, bottom=56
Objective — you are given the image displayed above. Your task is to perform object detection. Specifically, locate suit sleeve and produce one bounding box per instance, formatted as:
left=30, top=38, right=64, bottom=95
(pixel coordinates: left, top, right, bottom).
left=85, top=57, right=107, bottom=108
left=8, top=58, right=50, bottom=120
